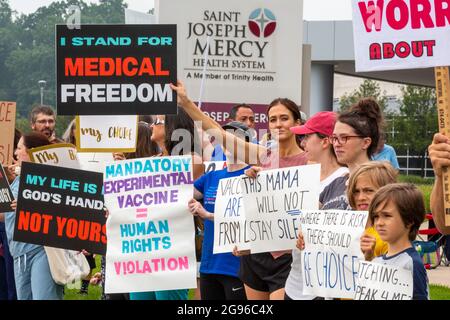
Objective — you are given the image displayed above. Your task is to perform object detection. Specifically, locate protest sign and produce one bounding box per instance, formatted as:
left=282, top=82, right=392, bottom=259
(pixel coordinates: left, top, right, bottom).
left=354, top=260, right=413, bottom=300
left=76, top=116, right=138, bottom=152
left=240, top=164, right=321, bottom=253
left=213, top=176, right=250, bottom=253
left=56, top=24, right=177, bottom=115
left=351, top=0, right=450, bottom=72
left=204, top=161, right=226, bottom=173
left=435, top=66, right=450, bottom=226
left=103, top=155, right=197, bottom=293
left=0, top=165, right=14, bottom=212
left=14, top=162, right=106, bottom=254
left=300, top=209, right=368, bottom=299
left=0, top=101, right=16, bottom=166
left=29, top=143, right=80, bottom=169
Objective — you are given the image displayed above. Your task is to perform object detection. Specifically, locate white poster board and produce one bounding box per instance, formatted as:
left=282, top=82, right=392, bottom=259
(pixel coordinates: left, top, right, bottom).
left=301, top=209, right=368, bottom=299
left=77, top=152, right=114, bottom=173
left=355, top=260, right=413, bottom=300
left=103, top=155, right=197, bottom=293
left=156, top=0, right=303, bottom=104
left=351, top=0, right=450, bottom=71
left=76, top=116, right=138, bottom=152
left=240, top=164, right=321, bottom=253
left=28, top=143, right=80, bottom=169
left=213, top=175, right=250, bottom=253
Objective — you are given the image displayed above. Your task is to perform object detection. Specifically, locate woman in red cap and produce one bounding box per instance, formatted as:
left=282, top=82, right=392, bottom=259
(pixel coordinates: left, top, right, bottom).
left=283, top=111, right=348, bottom=300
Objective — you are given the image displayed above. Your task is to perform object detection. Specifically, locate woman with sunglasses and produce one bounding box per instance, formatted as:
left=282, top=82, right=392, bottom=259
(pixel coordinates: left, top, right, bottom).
left=170, top=81, right=307, bottom=300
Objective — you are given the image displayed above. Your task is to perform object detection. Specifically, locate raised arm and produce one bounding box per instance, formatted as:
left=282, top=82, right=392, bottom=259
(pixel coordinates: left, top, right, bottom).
left=429, top=133, right=450, bottom=235
left=170, top=81, right=267, bottom=165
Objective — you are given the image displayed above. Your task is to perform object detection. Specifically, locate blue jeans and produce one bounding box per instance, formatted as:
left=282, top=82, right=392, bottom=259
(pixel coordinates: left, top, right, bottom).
left=130, top=289, right=188, bottom=300
left=14, top=247, right=63, bottom=300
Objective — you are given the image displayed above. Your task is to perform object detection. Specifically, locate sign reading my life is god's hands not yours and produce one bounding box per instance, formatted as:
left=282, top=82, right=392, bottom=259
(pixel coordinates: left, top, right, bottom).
left=56, top=24, right=177, bottom=115
left=14, top=162, right=106, bottom=254
left=103, top=155, right=197, bottom=293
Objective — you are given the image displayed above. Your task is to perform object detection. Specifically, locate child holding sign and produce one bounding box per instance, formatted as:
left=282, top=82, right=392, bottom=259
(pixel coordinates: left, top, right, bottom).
left=368, top=183, right=429, bottom=300
left=347, top=161, right=397, bottom=261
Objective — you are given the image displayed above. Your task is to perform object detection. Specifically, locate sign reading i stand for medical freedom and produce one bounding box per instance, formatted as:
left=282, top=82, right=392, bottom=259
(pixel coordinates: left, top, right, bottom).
left=351, top=0, right=450, bottom=72
left=156, top=0, right=303, bottom=130
left=300, top=209, right=368, bottom=299
left=28, top=143, right=80, bottom=169
left=354, top=260, right=413, bottom=300
left=14, top=162, right=106, bottom=254
left=103, top=155, right=197, bottom=293
left=213, top=176, right=250, bottom=254
left=0, top=165, right=14, bottom=212
left=76, top=116, right=138, bottom=152
left=0, top=101, right=16, bottom=166
left=56, top=24, right=177, bottom=115
left=239, top=164, right=321, bottom=253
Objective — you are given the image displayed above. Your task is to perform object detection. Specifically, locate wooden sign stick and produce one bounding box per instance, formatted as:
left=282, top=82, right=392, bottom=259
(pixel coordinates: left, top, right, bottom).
left=434, top=66, right=450, bottom=226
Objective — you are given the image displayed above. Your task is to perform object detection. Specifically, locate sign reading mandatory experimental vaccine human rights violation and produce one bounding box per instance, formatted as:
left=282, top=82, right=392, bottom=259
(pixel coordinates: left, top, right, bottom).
left=56, top=24, right=177, bottom=115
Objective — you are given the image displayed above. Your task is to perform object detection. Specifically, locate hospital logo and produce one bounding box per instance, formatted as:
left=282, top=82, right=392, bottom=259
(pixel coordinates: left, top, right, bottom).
left=248, top=8, right=277, bottom=38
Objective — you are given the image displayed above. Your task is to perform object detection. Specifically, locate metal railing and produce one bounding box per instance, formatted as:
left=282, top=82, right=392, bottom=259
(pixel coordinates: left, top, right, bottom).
left=396, top=148, right=434, bottom=178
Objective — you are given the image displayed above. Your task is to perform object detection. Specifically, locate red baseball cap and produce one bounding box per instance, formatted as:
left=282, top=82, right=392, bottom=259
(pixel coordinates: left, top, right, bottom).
left=290, top=111, right=337, bottom=136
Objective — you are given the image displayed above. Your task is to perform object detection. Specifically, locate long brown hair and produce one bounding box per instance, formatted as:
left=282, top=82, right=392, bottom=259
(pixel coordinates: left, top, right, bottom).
left=338, top=98, right=383, bottom=157
left=125, top=123, right=159, bottom=159
left=22, top=132, right=51, bottom=149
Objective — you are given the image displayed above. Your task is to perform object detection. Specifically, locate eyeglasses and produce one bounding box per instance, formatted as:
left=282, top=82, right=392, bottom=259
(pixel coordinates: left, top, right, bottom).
left=35, top=119, right=55, bottom=125
left=151, top=118, right=165, bottom=126
left=330, top=135, right=363, bottom=145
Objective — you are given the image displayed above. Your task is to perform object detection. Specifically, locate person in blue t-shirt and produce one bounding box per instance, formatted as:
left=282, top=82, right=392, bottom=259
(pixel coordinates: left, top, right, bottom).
left=188, top=121, right=251, bottom=300
left=372, top=135, right=399, bottom=169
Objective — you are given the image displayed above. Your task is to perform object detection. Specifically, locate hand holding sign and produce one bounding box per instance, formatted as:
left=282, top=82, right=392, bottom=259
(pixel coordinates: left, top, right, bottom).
left=188, top=198, right=213, bottom=221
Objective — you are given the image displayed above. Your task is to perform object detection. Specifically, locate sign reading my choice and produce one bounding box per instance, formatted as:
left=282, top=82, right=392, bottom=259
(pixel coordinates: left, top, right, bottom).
left=14, top=162, right=106, bottom=254
left=56, top=24, right=177, bottom=115
left=76, top=115, right=138, bottom=152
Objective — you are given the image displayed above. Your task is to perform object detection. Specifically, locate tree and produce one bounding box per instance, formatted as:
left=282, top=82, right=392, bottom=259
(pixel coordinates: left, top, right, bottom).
left=339, top=79, right=389, bottom=115
left=392, top=85, right=437, bottom=153
left=0, top=0, right=127, bottom=136
left=390, top=85, right=437, bottom=176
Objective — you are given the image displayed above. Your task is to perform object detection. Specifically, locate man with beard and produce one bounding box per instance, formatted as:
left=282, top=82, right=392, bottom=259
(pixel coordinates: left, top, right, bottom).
left=29, top=105, right=63, bottom=143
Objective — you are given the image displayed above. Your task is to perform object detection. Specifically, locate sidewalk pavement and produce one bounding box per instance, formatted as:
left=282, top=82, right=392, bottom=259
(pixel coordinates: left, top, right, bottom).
left=427, top=265, right=450, bottom=287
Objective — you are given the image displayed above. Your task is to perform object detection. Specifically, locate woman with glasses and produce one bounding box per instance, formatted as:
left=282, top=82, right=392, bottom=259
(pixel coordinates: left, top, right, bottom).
left=170, top=81, right=307, bottom=300
left=320, top=98, right=383, bottom=210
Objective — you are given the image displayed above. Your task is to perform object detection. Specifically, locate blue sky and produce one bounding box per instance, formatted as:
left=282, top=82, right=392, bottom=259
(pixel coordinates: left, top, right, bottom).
left=8, top=0, right=353, bottom=20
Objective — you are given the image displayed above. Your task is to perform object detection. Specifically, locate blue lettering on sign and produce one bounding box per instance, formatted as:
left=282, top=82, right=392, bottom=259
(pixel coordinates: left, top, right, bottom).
left=313, top=251, right=359, bottom=292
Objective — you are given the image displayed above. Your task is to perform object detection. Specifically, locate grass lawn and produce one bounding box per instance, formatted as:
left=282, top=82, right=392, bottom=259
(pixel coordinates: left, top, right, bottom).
left=429, top=284, right=450, bottom=300
left=64, top=255, right=102, bottom=300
